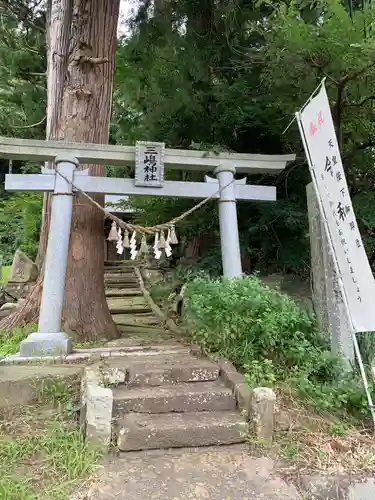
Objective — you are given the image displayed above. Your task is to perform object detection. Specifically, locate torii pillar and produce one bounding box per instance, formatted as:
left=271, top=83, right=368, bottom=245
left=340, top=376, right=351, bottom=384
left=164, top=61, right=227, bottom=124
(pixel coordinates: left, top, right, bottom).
left=213, top=165, right=242, bottom=277
left=20, top=155, right=78, bottom=357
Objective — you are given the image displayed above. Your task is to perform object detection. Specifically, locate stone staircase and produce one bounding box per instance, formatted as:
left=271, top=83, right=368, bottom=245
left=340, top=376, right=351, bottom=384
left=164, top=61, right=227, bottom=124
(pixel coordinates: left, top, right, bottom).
left=102, top=261, right=248, bottom=452
left=105, top=260, right=169, bottom=340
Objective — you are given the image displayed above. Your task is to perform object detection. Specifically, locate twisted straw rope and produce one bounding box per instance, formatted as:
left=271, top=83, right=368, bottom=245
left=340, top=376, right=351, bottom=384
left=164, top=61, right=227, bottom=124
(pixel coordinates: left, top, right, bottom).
left=56, top=170, right=235, bottom=235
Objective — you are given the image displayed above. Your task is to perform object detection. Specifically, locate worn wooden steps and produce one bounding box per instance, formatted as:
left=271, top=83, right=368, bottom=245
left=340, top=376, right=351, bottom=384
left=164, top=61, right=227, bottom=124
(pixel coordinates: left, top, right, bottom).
left=108, top=297, right=151, bottom=315
left=113, top=314, right=160, bottom=327
left=106, top=288, right=142, bottom=298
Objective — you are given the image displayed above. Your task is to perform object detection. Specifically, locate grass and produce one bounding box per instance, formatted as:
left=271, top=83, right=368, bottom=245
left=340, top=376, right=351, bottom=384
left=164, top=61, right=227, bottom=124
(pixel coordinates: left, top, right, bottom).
left=0, top=378, right=102, bottom=499
left=0, top=324, right=36, bottom=358
left=1, top=265, right=11, bottom=284
left=269, top=391, right=375, bottom=477
left=183, top=275, right=375, bottom=475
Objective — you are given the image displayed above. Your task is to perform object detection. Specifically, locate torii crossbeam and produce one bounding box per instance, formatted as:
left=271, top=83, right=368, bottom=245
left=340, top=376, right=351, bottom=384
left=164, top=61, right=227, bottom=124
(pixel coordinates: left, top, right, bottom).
left=0, top=136, right=295, bottom=358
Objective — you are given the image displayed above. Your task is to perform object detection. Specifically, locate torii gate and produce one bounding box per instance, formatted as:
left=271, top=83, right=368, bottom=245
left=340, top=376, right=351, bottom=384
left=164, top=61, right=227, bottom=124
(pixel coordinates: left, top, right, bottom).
left=0, top=136, right=295, bottom=357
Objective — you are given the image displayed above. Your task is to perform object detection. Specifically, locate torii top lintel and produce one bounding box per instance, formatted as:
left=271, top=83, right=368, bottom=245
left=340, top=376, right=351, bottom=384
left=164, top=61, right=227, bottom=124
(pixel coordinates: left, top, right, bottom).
left=0, top=136, right=295, bottom=175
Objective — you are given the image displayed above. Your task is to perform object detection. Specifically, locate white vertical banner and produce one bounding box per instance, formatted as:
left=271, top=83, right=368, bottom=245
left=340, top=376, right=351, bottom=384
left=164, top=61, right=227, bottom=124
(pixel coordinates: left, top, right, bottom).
left=297, top=84, right=375, bottom=333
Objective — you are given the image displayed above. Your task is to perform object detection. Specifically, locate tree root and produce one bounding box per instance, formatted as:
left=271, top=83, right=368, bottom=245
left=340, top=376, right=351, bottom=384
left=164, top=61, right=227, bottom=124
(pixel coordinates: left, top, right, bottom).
left=0, top=277, right=43, bottom=332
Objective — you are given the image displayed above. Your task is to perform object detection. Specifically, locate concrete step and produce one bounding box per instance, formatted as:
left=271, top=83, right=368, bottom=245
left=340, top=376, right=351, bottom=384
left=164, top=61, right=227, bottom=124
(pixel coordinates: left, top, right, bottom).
left=116, top=411, right=247, bottom=451
left=113, top=381, right=236, bottom=414
left=105, top=289, right=143, bottom=297
left=108, top=356, right=219, bottom=387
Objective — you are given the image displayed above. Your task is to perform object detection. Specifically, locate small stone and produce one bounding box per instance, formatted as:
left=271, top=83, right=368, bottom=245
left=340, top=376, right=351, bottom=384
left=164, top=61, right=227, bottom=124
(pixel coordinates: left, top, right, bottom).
left=234, top=382, right=252, bottom=418
left=0, top=302, right=18, bottom=318
left=100, top=366, right=127, bottom=387
left=217, top=359, right=237, bottom=375
left=0, top=302, right=18, bottom=311
left=9, top=249, right=38, bottom=283
left=249, top=387, right=276, bottom=441
left=221, top=371, right=245, bottom=392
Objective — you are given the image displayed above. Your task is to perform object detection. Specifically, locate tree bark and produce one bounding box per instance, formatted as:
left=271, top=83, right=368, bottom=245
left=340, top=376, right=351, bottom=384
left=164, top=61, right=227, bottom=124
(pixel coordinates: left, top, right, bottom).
left=0, top=0, right=120, bottom=341
left=36, top=0, right=72, bottom=269
left=58, top=0, right=120, bottom=340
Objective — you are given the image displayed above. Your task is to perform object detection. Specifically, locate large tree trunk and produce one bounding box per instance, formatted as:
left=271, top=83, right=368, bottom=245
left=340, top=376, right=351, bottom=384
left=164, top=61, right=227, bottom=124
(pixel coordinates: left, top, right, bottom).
left=58, top=0, right=120, bottom=340
left=0, top=0, right=120, bottom=341
left=36, top=0, right=72, bottom=269
left=0, top=0, right=73, bottom=330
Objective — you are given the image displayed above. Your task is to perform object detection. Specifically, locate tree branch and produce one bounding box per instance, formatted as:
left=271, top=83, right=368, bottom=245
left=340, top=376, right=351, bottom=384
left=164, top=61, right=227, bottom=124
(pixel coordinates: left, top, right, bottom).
left=339, top=60, right=375, bottom=87
left=343, top=139, right=375, bottom=159
left=348, top=95, right=375, bottom=107
left=0, top=0, right=45, bottom=32
left=12, top=115, right=46, bottom=129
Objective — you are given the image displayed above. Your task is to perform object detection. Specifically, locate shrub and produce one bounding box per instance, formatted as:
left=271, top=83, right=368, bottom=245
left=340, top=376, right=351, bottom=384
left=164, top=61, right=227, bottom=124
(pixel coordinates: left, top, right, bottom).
left=184, top=276, right=370, bottom=417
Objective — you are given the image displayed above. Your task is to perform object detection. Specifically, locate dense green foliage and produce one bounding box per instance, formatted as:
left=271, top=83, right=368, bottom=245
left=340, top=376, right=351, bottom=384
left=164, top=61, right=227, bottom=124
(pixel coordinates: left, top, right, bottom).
left=1, top=0, right=375, bottom=275
left=0, top=192, right=42, bottom=262
left=184, top=276, right=371, bottom=418
left=0, top=323, right=35, bottom=357
left=0, top=0, right=373, bottom=427
left=0, top=2, right=45, bottom=263
left=112, top=0, right=375, bottom=275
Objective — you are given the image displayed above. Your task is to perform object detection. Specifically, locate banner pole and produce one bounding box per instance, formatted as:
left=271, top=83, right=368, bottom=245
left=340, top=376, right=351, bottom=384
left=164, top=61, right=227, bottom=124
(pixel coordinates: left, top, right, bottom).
left=296, top=110, right=375, bottom=431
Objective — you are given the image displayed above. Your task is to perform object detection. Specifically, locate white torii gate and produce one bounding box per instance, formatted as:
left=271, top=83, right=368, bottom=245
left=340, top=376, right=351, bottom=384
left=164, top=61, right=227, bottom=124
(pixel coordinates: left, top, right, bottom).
left=1, top=136, right=295, bottom=357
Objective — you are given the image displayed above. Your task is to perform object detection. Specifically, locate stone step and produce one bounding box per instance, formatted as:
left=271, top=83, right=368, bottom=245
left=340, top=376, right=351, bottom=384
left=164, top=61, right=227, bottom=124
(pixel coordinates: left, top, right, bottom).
left=105, top=289, right=142, bottom=297
left=104, top=345, right=192, bottom=356
left=113, top=381, right=236, bottom=414
left=108, top=356, right=219, bottom=387
left=104, top=263, right=134, bottom=268
left=110, top=308, right=152, bottom=315
left=113, top=314, right=160, bottom=327
left=116, top=411, right=247, bottom=451
left=107, top=297, right=151, bottom=314
left=107, top=296, right=148, bottom=307
left=105, top=260, right=134, bottom=266
left=105, top=279, right=139, bottom=287
left=105, top=276, right=136, bottom=282
left=104, top=275, right=137, bottom=281
left=104, top=264, right=134, bottom=273
left=115, top=325, right=169, bottom=336
left=105, top=335, right=175, bottom=347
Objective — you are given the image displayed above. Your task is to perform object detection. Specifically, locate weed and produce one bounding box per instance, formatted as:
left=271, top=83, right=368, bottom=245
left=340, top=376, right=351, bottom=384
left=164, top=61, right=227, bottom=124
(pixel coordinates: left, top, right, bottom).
left=0, top=381, right=101, bottom=499
left=0, top=324, right=36, bottom=358
left=37, top=378, right=74, bottom=406
left=149, top=280, right=174, bottom=307
left=279, top=443, right=299, bottom=459
left=0, top=265, right=11, bottom=284
left=183, top=275, right=372, bottom=419
left=328, top=422, right=348, bottom=437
